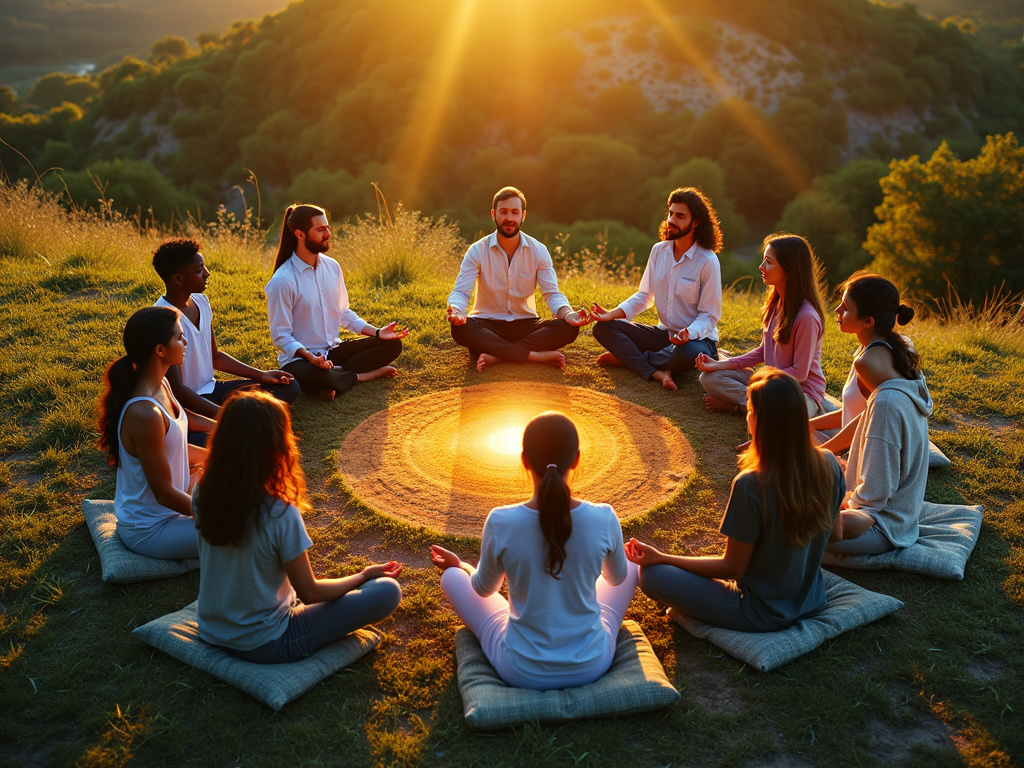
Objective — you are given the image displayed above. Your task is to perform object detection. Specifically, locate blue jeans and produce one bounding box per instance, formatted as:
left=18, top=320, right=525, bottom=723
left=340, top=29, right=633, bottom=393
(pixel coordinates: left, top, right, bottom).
left=229, top=578, right=402, bottom=664
left=592, top=320, right=717, bottom=380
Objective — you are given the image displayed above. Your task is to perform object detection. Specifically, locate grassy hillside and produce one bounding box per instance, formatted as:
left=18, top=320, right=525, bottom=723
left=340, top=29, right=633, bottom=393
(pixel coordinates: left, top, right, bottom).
left=1, top=0, right=1022, bottom=248
left=0, top=184, right=1021, bottom=767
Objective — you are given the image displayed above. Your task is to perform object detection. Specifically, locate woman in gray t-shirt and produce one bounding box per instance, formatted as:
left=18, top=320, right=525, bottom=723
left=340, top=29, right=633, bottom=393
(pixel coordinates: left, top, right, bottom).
left=194, top=391, right=402, bottom=663
left=626, top=368, right=845, bottom=632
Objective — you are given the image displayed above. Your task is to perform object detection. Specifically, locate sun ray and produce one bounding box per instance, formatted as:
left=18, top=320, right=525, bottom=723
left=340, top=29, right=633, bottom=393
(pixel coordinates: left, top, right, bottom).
left=387, top=0, right=479, bottom=205
left=638, top=0, right=810, bottom=192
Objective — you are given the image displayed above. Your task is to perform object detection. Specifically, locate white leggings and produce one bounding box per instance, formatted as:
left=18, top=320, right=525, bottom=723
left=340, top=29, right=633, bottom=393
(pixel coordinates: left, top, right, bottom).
left=440, top=561, right=639, bottom=690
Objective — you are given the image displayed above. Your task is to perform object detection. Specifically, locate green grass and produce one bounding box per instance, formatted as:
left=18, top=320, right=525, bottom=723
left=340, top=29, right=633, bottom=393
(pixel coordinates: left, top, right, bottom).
left=0, top=184, right=1021, bottom=767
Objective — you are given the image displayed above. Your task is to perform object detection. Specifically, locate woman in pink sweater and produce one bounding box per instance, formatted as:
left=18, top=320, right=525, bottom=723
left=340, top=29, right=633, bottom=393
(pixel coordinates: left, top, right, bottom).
left=697, top=234, right=826, bottom=417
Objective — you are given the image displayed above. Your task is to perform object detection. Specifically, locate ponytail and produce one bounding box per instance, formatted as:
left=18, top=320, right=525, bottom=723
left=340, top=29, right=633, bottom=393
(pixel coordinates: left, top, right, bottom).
left=522, top=413, right=579, bottom=579
left=842, top=273, right=921, bottom=380
left=274, top=203, right=327, bottom=272
left=98, top=357, right=142, bottom=466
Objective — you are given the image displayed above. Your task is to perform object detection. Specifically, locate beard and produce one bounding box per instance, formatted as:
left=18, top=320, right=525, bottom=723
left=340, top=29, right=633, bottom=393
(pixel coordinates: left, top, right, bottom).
left=661, top=220, right=694, bottom=241
left=306, top=238, right=330, bottom=253
left=496, top=220, right=521, bottom=239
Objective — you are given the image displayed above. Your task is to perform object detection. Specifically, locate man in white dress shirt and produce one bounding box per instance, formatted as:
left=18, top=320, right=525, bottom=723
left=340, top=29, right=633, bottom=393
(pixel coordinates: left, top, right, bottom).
left=446, top=187, right=589, bottom=372
left=589, top=188, right=723, bottom=391
left=264, top=204, right=408, bottom=401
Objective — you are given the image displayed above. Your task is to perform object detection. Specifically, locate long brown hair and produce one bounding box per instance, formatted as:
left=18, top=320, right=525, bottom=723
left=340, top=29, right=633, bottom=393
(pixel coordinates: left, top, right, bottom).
left=195, top=391, right=309, bottom=546
left=659, top=187, right=724, bottom=251
left=841, top=272, right=920, bottom=380
left=739, top=368, right=835, bottom=547
left=522, top=412, right=579, bottom=579
left=273, top=203, right=327, bottom=272
left=97, top=306, right=180, bottom=467
left=760, top=233, right=826, bottom=345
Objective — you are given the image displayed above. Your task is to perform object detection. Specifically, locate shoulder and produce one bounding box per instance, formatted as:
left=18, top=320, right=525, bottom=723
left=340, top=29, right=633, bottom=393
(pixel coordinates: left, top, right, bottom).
left=465, top=234, right=493, bottom=257
left=694, top=245, right=720, bottom=265
left=193, top=293, right=212, bottom=312
left=122, top=399, right=165, bottom=431
left=264, top=264, right=294, bottom=293
left=521, top=233, right=550, bottom=258
left=794, top=300, right=823, bottom=328
left=731, top=469, right=761, bottom=495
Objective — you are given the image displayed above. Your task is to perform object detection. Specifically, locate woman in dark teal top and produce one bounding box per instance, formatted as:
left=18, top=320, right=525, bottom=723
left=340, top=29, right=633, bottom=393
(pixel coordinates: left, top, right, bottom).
left=626, top=368, right=845, bottom=631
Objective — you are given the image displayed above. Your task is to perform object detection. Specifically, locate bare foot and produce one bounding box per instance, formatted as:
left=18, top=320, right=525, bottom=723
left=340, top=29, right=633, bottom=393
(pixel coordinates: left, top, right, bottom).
left=476, top=353, right=501, bottom=372
left=356, top=366, right=398, bottom=383
left=704, top=395, right=740, bottom=412
left=651, top=370, right=676, bottom=391
left=596, top=352, right=625, bottom=367
left=527, top=350, right=566, bottom=369
left=315, top=389, right=336, bottom=402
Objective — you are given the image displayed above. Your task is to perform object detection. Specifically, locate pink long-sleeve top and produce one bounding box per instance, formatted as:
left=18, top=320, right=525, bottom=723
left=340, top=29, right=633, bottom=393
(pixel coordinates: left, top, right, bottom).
left=727, top=299, right=826, bottom=404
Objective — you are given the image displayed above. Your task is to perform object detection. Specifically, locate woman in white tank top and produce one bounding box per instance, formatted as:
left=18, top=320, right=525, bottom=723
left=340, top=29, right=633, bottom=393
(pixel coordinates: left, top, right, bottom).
left=98, top=306, right=215, bottom=559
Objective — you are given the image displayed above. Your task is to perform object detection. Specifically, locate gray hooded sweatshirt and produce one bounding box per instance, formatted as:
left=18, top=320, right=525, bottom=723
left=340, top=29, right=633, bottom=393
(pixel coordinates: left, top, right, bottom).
left=845, top=375, right=933, bottom=548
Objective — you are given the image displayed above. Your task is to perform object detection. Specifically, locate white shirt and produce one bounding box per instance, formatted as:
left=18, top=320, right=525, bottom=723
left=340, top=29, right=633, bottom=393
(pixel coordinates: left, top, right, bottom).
left=471, top=500, right=629, bottom=682
left=264, top=253, right=366, bottom=368
left=446, top=231, right=570, bottom=321
left=616, top=240, right=722, bottom=341
left=114, top=380, right=190, bottom=533
left=155, top=294, right=216, bottom=395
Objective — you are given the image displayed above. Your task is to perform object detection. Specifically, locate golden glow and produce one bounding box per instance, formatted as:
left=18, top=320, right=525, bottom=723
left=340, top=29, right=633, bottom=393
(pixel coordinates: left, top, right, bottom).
left=639, top=0, right=810, bottom=192
left=487, top=424, right=526, bottom=457
left=388, top=0, right=478, bottom=202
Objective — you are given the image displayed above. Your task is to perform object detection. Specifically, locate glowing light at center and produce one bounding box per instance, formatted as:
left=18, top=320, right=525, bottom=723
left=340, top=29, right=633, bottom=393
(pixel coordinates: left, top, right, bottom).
left=487, top=425, right=525, bottom=457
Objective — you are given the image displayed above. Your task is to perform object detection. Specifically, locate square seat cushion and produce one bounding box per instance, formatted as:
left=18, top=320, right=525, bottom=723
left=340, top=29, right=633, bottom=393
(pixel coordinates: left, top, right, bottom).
left=822, top=501, right=984, bottom=580
left=669, top=570, right=903, bottom=672
left=83, top=499, right=199, bottom=584
left=817, top=395, right=950, bottom=468
left=455, top=619, right=678, bottom=730
left=133, top=600, right=382, bottom=710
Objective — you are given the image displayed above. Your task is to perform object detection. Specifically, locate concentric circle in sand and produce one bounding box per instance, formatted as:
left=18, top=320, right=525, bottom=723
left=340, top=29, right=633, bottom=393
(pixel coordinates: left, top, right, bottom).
left=338, top=383, right=694, bottom=537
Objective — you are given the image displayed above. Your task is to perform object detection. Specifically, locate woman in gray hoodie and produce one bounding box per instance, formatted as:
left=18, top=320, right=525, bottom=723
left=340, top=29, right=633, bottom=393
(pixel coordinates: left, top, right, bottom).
left=826, top=275, right=933, bottom=555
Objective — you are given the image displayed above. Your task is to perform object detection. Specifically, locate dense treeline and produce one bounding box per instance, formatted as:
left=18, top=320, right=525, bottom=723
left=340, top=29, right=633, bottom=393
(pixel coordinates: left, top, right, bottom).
left=0, top=0, right=1022, bottom=296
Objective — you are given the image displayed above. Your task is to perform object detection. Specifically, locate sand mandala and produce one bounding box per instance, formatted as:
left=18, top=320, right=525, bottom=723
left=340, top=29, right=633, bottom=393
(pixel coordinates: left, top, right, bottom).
left=338, top=383, right=695, bottom=537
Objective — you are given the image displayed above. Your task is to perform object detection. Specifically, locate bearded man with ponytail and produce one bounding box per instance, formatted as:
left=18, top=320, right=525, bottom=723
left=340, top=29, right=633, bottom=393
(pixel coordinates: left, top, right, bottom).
left=264, top=204, right=408, bottom=401
left=429, top=412, right=638, bottom=691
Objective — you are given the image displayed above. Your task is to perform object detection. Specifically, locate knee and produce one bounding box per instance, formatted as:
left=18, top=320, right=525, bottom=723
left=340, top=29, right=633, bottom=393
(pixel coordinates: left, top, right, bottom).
left=281, top=378, right=302, bottom=404
left=383, top=337, right=403, bottom=356
left=367, top=576, right=403, bottom=614
left=450, top=322, right=471, bottom=346
left=637, top=564, right=672, bottom=598
left=440, top=565, right=471, bottom=595
left=591, top=320, right=615, bottom=343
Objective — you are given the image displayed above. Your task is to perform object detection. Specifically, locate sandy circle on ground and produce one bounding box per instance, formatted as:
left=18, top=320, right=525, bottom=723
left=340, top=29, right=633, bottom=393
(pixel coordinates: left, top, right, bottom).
left=338, top=383, right=695, bottom=537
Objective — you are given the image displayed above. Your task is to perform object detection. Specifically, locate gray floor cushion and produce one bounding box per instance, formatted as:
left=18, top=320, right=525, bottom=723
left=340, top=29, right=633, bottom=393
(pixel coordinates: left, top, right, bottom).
left=822, top=501, right=984, bottom=580
left=455, top=619, right=679, bottom=730
left=133, top=600, right=383, bottom=710
left=83, top=499, right=199, bottom=584
left=818, top=395, right=950, bottom=468
left=669, top=570, right=903, bottom=672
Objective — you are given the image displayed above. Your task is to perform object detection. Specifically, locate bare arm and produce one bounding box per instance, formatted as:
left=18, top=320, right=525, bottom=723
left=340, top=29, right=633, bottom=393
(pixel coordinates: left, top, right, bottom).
left=624, top=536, right=755, bottom=581
left=165, top=364, right=219, bottom=419
left=285, top=552, right=403, bottom=605
left=819, top=412, right=862, bottom=454
left=124, top=403, right=193, bottom=517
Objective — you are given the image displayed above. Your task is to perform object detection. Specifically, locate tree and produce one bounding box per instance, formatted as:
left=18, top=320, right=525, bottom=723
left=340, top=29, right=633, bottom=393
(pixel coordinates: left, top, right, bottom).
left=864, top=134, right=1024, bottom=302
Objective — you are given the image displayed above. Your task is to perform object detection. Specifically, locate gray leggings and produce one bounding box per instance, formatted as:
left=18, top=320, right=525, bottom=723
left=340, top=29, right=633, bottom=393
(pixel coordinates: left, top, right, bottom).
left=825, top=524, right=896, bottom=555
left=229, top=577, right=402, bottom=664
left=117, top=514, right=199, bottom=560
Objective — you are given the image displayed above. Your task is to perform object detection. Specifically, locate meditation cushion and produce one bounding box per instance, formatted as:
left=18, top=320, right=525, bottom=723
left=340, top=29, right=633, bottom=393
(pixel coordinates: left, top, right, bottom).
left=455, top=619, right=678, bottom=730
left=817, top=395, right=950, bottom=468
left=669, top=571, right=902, bottom=672
left=83, top=499, right=199, bottom=584
left=822, top=501, right=983, bottom=580
left=132, top=600, right=382, bottom=710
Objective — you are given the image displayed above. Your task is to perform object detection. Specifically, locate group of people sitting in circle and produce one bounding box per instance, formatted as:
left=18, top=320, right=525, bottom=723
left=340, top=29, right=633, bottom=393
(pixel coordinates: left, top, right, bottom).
left=96, top=185, right=933, bottom=687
